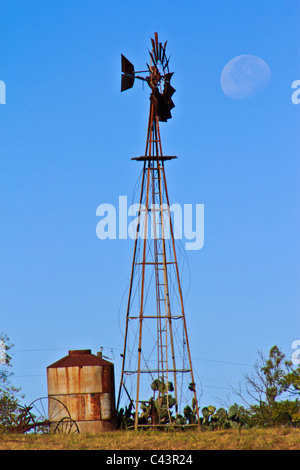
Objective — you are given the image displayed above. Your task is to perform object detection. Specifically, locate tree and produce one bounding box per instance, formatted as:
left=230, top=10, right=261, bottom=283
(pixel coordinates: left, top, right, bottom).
left=0, top=333, right=23, bottom=431
left=281, top=363, right=300, bottom=397
left=234, top=346, right=300, bottom=427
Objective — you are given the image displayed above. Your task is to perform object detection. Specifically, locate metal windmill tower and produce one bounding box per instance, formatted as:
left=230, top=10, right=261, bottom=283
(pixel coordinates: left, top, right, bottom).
left=117, top=33, right=200, bottom=429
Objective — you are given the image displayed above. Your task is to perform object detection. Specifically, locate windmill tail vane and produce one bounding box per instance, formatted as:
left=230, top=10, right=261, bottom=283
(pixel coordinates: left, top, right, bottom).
left=117, top=33, right=200, bottom=429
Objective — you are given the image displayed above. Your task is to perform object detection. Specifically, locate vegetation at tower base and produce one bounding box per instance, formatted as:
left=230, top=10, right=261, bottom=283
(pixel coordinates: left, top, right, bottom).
left=198, top=404, right=250, bottom=430
left=117, top=379, right=177, bottom=428
left=115, top=394, right=250, bottom=430
left=115, top=376, right=248, bottom=429
left=116, top=346, right=300, bottom=430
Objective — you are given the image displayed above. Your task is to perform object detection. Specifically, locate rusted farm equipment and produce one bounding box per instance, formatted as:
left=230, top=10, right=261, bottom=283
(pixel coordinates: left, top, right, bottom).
left=8, top=397, right=79, bottom=434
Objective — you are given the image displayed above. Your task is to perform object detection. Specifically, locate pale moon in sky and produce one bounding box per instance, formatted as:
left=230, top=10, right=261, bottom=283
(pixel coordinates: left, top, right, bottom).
left=220, top=55, right=271, bottom=100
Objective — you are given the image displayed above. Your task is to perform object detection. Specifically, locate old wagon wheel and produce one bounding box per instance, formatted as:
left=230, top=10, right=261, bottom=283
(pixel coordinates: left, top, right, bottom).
left=28, top=397, right=71, bottom=433
left=54, top=417, right=79, bottom=434
left=6, top=404, right=36, bottom=434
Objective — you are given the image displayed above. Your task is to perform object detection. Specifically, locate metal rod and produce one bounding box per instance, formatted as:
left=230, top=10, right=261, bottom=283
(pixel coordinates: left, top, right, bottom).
left=116, top=160, right=147, bottom=412
left=134, top=108, right=153, bottom=429
left=154, top=116, right=178, bottom=418
left=161, top=163, right=201, bottom=427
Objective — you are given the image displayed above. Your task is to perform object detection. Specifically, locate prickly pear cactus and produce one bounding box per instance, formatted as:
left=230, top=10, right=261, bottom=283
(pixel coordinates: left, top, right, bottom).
left=228, top=404, right=238, bottom=420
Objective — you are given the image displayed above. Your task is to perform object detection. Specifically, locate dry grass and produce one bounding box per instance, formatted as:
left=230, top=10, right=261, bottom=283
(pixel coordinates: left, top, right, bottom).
left=0, top=428, right=300, bottom=450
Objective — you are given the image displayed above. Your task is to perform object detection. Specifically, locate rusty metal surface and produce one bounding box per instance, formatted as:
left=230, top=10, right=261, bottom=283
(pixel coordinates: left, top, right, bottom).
left=47, top=349, right=116, bottom=429
left=47, top=391, right=115, bottom=422
left=47, top=364, right=115, bottom=395
left=47, top=349, right=114, bottom=369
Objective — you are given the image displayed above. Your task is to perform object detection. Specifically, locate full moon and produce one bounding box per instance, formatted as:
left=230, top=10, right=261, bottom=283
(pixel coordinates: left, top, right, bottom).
left=220, top=55, right=271, bottom=100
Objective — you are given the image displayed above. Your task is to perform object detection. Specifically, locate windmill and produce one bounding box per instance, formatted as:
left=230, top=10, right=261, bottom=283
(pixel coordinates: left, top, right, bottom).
left=117, top=33, right=200, bottom=429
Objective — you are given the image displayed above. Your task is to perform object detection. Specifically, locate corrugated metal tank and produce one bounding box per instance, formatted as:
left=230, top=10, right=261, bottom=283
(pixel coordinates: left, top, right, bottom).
left=47, top=349, right=116, bottom=433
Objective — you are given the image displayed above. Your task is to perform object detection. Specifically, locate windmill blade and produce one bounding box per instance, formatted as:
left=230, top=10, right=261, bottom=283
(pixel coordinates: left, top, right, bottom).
left=164, top=82, right=176, bottom=99
left=149, top=50, right=157, bottom=67
left=158, top=107, right=172, bottom=122
left=164, top=72, right=174, bottom=83
left=158, top=42, right=162, bottom=61
left=164, top=55, right=171, bottom=71
left=161, top=41, right=167, bottom=66
left=168, top=99, right=175, bottom=111
left=156, top=81, right=176, bottom=121
left=155, top=89, right=175, bottom=122
left=154, top=32, right=159, bottom=58
left=151, top=38, right=158, bottom=61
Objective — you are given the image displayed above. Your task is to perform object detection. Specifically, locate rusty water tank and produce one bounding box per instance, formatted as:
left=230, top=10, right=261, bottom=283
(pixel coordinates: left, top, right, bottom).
left=47, top=349, right=116, bottom=433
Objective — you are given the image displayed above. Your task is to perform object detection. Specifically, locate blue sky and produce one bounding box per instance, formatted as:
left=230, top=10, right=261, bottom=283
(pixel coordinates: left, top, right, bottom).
left=0, top=0, right=299, bottom=410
